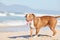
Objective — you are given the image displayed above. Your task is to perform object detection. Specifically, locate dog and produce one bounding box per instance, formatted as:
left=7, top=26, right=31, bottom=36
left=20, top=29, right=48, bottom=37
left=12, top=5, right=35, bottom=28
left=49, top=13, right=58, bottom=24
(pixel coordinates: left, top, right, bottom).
left=25, top=13, right=60, bottom=37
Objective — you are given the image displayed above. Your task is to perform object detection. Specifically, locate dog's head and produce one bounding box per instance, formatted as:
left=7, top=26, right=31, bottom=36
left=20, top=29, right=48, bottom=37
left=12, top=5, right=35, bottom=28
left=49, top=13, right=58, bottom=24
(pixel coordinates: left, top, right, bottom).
left=25, top=14, right=35, bottom=22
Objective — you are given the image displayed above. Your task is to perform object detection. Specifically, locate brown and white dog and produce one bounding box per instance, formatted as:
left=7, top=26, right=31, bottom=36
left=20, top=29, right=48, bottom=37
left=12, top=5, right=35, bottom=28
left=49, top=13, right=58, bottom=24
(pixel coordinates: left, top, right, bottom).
left=25, top=13, right=60, bottom=37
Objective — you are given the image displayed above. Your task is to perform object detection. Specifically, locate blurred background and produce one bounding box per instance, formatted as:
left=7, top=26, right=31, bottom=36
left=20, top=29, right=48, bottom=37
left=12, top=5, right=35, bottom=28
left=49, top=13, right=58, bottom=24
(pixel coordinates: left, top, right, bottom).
left=0, top=0, right=60, bottom=32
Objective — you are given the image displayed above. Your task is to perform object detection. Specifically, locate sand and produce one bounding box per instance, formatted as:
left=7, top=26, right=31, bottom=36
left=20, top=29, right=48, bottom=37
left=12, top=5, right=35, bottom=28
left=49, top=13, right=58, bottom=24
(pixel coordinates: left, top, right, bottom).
left=0, top=29, right=60, bottom=40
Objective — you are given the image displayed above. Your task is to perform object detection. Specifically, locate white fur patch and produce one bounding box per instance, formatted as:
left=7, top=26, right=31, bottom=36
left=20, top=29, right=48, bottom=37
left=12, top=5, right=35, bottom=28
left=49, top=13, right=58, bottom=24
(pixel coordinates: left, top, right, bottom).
left=30, top=20, right=35, bottom=28
left=27, top=20, right=35, bottom=28
left=33, top=35, right=38, bottom=38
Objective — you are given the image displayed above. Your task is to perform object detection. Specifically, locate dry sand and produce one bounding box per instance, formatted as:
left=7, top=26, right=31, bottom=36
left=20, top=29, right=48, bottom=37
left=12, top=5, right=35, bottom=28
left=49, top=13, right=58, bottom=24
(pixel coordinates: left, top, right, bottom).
left=0, top=29, right=60, bottom=40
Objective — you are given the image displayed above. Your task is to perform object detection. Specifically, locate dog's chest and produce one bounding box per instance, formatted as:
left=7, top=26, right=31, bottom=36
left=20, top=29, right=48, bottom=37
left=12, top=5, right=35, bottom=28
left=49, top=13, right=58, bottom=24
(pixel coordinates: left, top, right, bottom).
left=30, top=20, right=35, bottom=28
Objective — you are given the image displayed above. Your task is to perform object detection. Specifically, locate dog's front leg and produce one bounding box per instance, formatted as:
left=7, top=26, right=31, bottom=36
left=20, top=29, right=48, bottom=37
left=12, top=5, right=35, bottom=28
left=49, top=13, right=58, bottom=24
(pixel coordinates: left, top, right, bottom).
left=30, top=27, right=33, bottom=37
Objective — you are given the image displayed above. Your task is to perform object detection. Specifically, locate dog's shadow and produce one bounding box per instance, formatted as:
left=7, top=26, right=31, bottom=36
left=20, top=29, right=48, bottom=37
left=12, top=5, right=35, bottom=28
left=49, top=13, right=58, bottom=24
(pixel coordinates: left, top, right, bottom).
left=8, top=34, right=52, bottom=39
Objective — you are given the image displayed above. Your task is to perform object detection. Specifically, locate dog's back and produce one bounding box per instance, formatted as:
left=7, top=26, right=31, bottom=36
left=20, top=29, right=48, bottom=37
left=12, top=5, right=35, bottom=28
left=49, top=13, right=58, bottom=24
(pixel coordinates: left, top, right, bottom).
left=35, top=16, right=57, bottom=27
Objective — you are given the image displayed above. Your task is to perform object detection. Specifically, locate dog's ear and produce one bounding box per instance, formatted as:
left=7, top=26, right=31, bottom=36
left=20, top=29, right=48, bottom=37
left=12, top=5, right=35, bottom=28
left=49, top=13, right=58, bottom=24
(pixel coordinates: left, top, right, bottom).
left=25, top=14, right=27, bottom=17
left=32, top=14, right=35, bottom=17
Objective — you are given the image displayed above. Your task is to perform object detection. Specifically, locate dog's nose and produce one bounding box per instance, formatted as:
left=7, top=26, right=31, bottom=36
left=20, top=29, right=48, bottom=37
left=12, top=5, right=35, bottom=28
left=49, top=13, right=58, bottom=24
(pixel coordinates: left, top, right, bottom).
left=26, top=20, right=29, bottom=22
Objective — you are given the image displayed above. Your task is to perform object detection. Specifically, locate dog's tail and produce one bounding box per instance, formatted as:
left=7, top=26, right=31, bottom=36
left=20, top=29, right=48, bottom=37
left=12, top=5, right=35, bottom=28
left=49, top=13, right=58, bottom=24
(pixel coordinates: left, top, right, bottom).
left=55, top=16, right=60, bottom=18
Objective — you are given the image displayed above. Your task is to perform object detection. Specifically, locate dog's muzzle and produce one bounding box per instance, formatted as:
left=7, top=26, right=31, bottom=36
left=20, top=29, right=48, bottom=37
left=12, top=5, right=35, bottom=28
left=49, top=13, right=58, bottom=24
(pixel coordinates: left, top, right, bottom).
left=26, top=21, right=31, bottom=25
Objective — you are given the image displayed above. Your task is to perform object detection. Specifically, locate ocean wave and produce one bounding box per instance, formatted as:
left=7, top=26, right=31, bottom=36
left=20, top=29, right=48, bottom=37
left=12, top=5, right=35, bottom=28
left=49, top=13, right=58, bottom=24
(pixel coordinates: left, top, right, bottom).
left=9, top=13, right=25, bottom=17
left=0, top=13, right=7, bottom=16
left=0, top=20, right=27, bottom=27
left=0, top=12, right=25, bottom=17
left=0, top=13, right=60, bottom=17
left=0, top=20, right=60, bottom=27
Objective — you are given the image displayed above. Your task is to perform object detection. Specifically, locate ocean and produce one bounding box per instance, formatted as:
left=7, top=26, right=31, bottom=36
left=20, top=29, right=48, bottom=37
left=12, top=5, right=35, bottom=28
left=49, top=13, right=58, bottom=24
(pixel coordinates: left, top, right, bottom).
left=0, top=14, right=60, bottom=32
left=0, top=15, right=28, bottom=32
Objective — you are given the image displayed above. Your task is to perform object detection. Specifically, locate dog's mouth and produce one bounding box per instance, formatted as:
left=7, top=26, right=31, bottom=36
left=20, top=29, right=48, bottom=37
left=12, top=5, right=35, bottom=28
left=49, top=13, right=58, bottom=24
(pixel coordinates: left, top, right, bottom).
left=26, top=20, right=32, bottom=22
left=26, top=20, right=29, bottom=22
left=27, top=20, right=31, bottom=24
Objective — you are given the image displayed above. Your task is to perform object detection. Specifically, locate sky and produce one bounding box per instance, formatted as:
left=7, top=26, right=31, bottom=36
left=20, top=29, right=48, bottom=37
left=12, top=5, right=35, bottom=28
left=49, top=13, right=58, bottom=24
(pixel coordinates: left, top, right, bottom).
left=0, top=0, right=60, bottom=11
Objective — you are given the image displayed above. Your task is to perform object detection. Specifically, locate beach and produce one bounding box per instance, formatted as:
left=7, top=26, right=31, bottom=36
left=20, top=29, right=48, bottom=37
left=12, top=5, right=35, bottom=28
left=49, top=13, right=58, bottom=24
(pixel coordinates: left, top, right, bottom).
left=0, top=26, right=60, bottom=40
left=0, top=0, right=60, bottom=40
left=0, top=14, right=60, bottom=40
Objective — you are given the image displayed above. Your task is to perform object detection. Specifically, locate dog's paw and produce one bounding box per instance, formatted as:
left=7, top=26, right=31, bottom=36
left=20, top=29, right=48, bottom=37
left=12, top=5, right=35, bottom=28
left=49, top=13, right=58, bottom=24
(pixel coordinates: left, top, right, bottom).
left=33, top=35, right=38, bottom=38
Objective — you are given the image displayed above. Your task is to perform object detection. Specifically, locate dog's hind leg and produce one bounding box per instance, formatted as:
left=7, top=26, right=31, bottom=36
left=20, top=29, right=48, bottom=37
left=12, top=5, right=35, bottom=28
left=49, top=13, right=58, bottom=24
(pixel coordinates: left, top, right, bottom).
left=48, top=21, right=57, bottom=36
left=50, top=27, right=56, bottom=36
